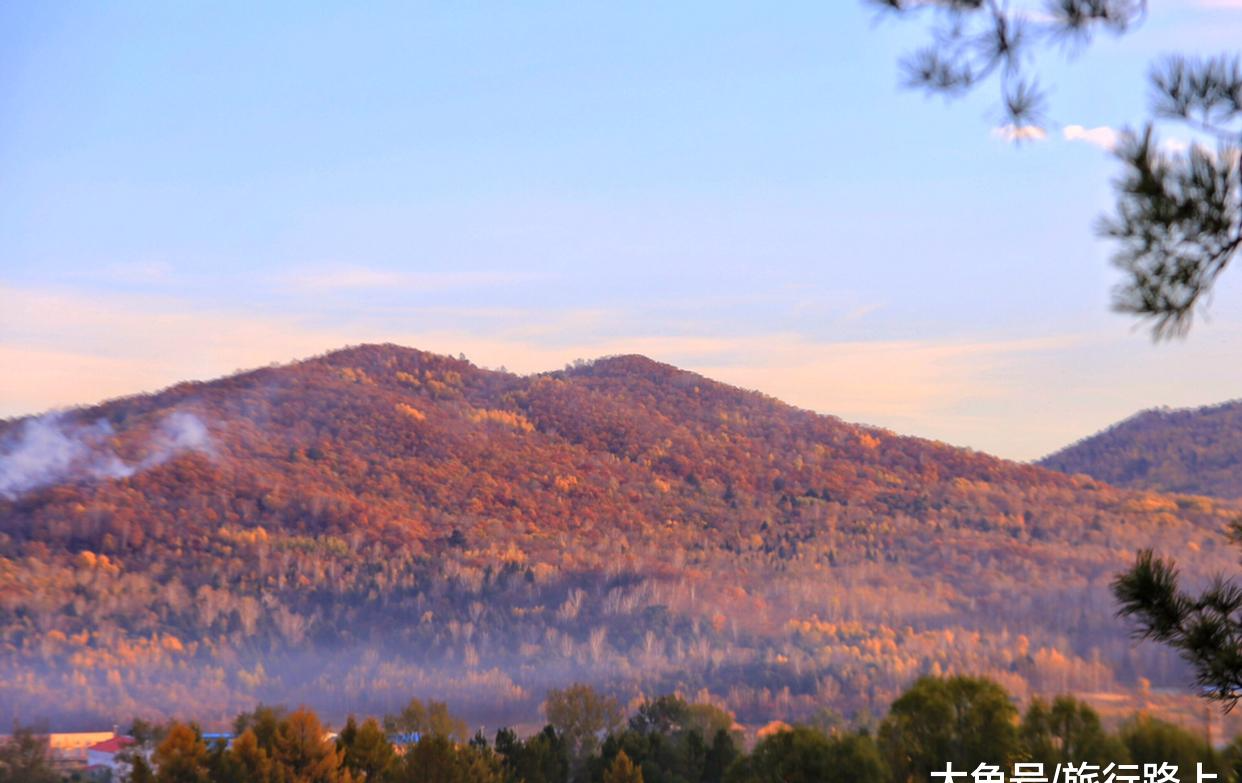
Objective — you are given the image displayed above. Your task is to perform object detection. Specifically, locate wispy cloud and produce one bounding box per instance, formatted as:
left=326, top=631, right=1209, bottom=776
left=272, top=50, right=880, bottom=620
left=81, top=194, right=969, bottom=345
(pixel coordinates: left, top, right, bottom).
left=1063, top=125, right=1121, bottom=150
left=992, top=124, right=1048, bottom=143
left=1062, top=125, right=1209, bottom=157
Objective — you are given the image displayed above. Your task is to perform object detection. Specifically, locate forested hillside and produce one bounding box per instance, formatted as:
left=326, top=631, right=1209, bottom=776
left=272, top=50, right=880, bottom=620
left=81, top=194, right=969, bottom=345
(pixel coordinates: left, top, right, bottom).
left=0, top=344, right=1236, bottom=730
left=1040, top=400, right=1242, bottom=499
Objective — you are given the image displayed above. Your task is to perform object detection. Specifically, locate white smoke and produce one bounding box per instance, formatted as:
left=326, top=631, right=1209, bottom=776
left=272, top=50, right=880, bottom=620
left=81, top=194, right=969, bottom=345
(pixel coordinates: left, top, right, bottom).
left=141, top=411, right=212, bottom=468
left=0, top=411, right=213, bottom=500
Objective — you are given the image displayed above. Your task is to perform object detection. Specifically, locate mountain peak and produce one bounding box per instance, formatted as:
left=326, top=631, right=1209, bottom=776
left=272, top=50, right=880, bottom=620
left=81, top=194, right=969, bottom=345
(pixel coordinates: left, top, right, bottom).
left=314, top=342, right=459, bottom=366
left=563, top=354, right=685, bottom=380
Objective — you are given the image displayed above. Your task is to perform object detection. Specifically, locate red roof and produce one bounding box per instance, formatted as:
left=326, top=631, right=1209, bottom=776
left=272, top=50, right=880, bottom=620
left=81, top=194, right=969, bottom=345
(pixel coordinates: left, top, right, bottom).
left=88, top=736, right=136, bottom=754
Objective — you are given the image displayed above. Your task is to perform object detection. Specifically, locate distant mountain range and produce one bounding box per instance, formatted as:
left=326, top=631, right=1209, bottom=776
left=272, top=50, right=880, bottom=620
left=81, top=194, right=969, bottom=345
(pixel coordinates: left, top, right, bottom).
left=1040, top=399, right=1242, bottom=499
left=1, top=344, right=1236, bottom=730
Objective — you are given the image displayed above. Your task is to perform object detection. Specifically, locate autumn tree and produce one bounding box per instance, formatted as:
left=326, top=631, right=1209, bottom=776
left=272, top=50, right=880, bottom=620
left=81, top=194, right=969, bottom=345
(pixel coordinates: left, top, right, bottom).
left=222, top=730, right=273, bottom=783
left=603, top=751, right=644, bottom=783
left=154, top=723, right=212, bottom=783
left=271, top=707, right=349, bottom=783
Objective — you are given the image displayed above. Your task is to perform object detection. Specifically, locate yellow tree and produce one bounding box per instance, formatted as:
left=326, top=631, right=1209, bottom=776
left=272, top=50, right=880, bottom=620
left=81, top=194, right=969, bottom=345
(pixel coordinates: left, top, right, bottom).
left=227, top=729, right=273, bottom=783
left=271, top=708, right=350, bottom=783
left=153, top=723, right=211, bottom=783
left=603, top=751, right=644, bottom=783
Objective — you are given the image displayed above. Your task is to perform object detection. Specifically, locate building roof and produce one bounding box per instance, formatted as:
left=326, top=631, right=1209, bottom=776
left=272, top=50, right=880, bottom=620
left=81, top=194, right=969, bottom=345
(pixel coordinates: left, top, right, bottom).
left=87, top=736, right=136, bottom=754
left=47, top=732, right=115, bottom=750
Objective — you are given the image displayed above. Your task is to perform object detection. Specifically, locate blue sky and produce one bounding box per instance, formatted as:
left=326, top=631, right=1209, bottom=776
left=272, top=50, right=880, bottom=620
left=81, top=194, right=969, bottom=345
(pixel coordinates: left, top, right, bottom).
left=3, top=1, right=1241, bottom=460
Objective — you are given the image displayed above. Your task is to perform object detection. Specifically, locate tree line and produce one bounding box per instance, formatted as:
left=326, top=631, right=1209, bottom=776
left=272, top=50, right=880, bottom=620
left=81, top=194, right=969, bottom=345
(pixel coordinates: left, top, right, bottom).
left=3, top=675, right=1236, bottom=783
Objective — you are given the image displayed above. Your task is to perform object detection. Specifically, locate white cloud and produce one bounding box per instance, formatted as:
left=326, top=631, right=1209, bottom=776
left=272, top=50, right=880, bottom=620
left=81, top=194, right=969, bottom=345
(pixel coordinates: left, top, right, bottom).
left=1063, top=125, right=1121, bottom=150
left=992, top=125, right=1048, bottom=143
left=1062, top=125, right=1222, bottom=158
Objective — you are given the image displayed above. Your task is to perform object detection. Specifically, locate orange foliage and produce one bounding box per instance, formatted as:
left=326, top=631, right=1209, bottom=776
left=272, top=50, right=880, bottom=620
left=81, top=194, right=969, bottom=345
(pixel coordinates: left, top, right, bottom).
left=0, top=343, right=1236, bottom=728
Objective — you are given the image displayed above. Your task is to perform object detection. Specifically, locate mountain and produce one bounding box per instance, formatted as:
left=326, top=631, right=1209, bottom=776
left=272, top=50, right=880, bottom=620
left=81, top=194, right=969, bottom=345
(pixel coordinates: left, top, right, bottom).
left=1, top=344, right=1237, bottom=730
left=1039, top=399, right=1242, bottom=499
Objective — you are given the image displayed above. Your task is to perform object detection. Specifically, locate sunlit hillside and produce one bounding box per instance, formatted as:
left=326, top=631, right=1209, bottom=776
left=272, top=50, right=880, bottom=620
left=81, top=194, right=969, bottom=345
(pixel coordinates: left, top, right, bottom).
left=0, top=344, right=1235, bottom=730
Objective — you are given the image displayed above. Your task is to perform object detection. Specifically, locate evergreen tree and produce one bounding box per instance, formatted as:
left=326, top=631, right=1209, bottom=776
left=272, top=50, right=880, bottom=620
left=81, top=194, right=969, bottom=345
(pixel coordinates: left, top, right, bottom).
left=1115, top=547, right=1242, bottom=709
left=495, top=726, right=569, bottom=783
left=702, top=729, right=739, bottom=783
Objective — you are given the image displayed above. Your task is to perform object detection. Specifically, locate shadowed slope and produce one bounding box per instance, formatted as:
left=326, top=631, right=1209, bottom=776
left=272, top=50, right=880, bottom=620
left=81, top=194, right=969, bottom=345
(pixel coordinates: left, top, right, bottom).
left=1040, top=399, right=1242, bottom=499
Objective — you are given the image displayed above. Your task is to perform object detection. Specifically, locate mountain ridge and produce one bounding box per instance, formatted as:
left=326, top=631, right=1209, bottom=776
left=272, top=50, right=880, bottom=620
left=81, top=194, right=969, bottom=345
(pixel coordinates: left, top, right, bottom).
left=1039, top=397, right=1242, bottom=499
left=1, top=343, right=1236, bottom=730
